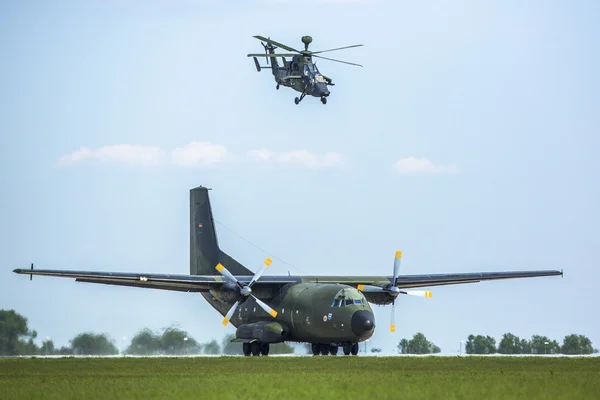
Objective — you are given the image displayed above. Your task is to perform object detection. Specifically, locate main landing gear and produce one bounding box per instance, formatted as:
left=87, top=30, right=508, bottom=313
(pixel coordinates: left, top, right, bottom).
left=243, top=341, right=270, bottom=357
left=294, top=94, right=328, bottom=105
left=294, top=92, right=306, bottom=105
left=311, top=342, right=358, bottom=356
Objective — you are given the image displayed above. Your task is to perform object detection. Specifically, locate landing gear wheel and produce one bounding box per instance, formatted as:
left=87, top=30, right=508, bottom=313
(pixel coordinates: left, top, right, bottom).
left=251, top=341, right=261, bottom=356
left=329, top=345, right=338, bottom=355
left=260, top=343, right=270, bottom=356
left=276, top=84, right=280, bottom=90
left=312, top=343, right=320, bottom=356
left=320, top=344, right=329, bottom=355
left=321, top=97, right=327, bottom=104
left=243, top=342, right=251, bottom=357
left=351, top=342, right=359, bottom=355
left=294, top=97, right=300, bottom=105
left=343, top=343, right=352, bottom=356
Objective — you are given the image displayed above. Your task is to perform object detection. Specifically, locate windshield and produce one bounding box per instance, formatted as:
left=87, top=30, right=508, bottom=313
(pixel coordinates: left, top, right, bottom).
left=331, top=288, right=367, bottom=307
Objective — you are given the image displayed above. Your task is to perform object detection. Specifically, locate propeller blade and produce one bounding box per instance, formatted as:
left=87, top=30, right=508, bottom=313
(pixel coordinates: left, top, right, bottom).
left=357, top=284, right=387, bottom=293
left=253, top=35, right=300, bottom=53
left=312, top=54, right=363, bottom=67
left=400, top=290, right=432, bottom=298
left=222, top=298, right=241, bottom=326
left=215, top=263, right=242, bottom=288
left=390, top=301, right=396, bottom=332
left=311, top=44, right=363, bottom=54
left=252, top=295, right=278, bottom=318
left=249, top=257, right=272, bottom=287
left=393, top=250, right=402, bottom=286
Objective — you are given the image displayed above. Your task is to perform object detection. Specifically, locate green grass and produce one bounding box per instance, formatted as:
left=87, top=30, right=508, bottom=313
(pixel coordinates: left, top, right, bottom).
left=1, top=356, right=599, bottom=399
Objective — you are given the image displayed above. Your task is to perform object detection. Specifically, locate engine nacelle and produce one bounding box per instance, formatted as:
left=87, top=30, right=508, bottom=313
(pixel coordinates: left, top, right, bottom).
left=210, top=281, right=240, bottom=305
left=235, top=321, right=289, bottom=344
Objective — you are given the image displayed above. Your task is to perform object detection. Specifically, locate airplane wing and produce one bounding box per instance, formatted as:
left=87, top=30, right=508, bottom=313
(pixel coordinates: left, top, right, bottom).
left=308, top=269, right=563, bottom=289
left=12, top=268, right=298, bottom=293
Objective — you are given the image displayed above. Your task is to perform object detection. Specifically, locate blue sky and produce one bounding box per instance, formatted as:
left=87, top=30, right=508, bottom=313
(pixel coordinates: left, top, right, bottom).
left=1, top=0, right=598, bottom=354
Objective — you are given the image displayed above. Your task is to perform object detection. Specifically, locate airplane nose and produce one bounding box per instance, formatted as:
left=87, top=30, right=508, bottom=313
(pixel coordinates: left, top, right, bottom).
left=351, top=310, right=375, bottom=338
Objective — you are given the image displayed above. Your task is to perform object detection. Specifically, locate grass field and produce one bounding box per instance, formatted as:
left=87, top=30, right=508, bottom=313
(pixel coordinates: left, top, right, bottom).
left=1, top=356, right=599, bottom=399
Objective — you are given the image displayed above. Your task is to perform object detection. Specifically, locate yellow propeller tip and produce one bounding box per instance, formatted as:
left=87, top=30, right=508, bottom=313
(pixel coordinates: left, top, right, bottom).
left=390, top=324, right=396, bottom=332
left=265, top=258, right=272, bottom=266
left=269, top=310, right=278, bottom=318
left=357, top=284, right=365, bottom=291
left=216, top=263, right=224, bottom=273
left=395, top=250, right=402, bottom=259
left=222, top=318, right=229, bottom=326
left=426, top=291, right=432, bottom=298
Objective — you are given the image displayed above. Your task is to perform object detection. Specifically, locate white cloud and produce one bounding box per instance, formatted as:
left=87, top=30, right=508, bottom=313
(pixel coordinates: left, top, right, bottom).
left=248, top=149, right=344, bottom=169
left=55, top=145, right=166, bottom=167
left=170, top=141, right=230, bottom=167
left=393, top=157, right=459, bottom=175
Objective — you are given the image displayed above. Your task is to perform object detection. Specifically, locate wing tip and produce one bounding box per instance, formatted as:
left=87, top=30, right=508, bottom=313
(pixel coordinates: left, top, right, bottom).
left=13, top=268, right=23, bottom=274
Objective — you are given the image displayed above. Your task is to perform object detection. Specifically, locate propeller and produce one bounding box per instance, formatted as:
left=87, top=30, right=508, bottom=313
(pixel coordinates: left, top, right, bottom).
left=215, top=257, right=278, bottom=326
left=357, top=251, right=432, bottom=332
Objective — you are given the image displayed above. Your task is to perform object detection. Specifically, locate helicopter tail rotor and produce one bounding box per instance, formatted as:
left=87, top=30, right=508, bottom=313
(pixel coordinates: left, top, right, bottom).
left=261, top=37, right=277, bottom=65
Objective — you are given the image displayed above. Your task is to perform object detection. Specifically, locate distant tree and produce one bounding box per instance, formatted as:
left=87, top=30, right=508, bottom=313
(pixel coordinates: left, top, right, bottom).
left=465, top=334, right=496, bottom=354
left=561, top=334, right=595, bottom=355
left=202, top=339, right=221, bottom=355
left=126, top=328, right=162, bottom=355
left=371, top=348, right=382, bottom=353
left=70, top=333, right=118, bottom=355
left=397, top=333, right=440, bottom=354
left=161, top=327, right=199, bottom=355
left=0, top=309, right=39, bottom=355
left=530, top=335, right=560, bottom=354
left=40, top=338, right=55, bottom=356
left=498, top=333, right=531, bottom=354
left=397, top=338, right=410, bottom=354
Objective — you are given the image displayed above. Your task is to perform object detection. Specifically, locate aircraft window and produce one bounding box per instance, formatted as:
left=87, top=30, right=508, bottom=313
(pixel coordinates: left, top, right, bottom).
left=332, top=288, right=367, bottom=307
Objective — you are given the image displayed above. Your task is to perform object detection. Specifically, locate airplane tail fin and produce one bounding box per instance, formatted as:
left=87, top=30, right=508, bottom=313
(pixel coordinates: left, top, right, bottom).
left=190, top=186, right=253, bottom=276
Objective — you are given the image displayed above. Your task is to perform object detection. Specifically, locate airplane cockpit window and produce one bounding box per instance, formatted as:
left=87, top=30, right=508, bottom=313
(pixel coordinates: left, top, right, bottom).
left=331, top=288, right=367, bottom=307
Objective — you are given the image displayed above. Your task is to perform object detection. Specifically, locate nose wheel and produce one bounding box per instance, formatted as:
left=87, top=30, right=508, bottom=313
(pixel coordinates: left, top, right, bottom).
left=321, top=96, right=327, bottom=104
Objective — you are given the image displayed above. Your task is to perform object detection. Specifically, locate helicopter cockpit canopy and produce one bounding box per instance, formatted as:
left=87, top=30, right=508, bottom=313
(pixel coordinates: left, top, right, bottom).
left=304, top=63, right=326, bottom=83
left=331, top=287, right=368, bottom=307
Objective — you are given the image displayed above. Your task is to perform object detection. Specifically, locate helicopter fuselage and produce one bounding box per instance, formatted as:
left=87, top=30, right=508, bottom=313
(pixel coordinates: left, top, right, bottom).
left=270, top=53, right=330, bottom=103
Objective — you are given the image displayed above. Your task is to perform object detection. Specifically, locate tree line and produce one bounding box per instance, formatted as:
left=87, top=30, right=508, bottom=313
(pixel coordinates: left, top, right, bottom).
left=0, top=309, right=295, bottom=356
left=464, top=333, right=598, bottom=355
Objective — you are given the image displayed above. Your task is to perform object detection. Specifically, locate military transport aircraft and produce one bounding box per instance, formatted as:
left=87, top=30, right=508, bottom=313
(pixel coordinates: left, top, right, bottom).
left=13, top=185, right=563, bottom=356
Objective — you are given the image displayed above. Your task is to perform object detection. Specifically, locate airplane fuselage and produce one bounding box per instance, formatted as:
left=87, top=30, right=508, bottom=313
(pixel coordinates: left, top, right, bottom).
left=204, top=282, right=375, bottom=345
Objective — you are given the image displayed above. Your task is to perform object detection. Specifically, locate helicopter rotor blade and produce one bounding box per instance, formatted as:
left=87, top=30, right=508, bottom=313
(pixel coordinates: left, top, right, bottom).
left=311, top=44, right=364, bottom=54
left=312, top=54, right=363, bottom=67
left=253, top=35, right=300, bottom=53
left=248, top=53, right=297, bottom=58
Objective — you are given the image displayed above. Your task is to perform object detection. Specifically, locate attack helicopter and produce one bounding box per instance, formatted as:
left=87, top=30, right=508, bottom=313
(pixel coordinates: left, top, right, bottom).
left=247, top=35, right=363, bottom=105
